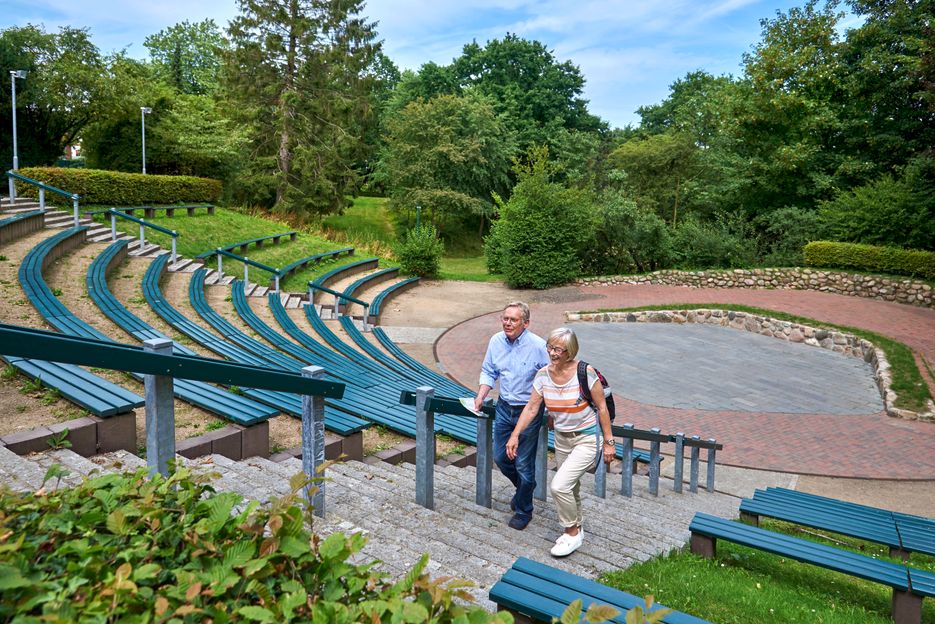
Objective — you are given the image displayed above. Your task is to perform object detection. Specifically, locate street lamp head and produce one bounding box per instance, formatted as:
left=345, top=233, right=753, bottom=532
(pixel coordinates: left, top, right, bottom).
left=141, top=107, right=152, bottom=114
left=11, top=70, right=27, bottom=79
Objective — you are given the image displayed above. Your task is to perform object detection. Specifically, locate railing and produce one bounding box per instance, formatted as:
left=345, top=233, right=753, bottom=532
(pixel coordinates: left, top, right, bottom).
left=211, top=248, right=281, bottom=291
left=399, top=387, right=723, bottom=511
left=102, top=209, right=179, bottom=265
left=308, top=282, right=371, bottom=329
left=6, top=170, right=81, bottom=227
left=0, top=323, right=344, bottom=516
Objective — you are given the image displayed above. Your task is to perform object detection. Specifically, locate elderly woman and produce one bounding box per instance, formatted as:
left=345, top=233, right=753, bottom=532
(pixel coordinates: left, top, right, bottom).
left=505, top=327, right=615, bottom=557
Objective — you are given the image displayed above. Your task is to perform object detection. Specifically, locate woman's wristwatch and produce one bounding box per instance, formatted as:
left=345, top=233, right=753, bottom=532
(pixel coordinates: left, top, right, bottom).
left=603, top=438, right=616, bottom=447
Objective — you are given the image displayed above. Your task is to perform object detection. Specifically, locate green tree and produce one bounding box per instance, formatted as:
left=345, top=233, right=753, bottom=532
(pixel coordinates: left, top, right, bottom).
left=144, top=19, right=225, bottom=96
left=0, top=25, right=107, bottom=167
left=586, top=186, right=673, bottom=275
left=490, top=146, right=593, bottom=288
left=225, top=0, right=379, bottom=218
left=377, top=92, right=515, bottom=235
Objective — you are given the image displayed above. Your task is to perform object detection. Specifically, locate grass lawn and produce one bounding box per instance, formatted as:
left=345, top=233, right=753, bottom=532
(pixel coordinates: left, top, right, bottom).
left=321, top=196, right=395, bottom=247
left=586, top=303, right=932, bottom=413
left=600, top=518, right=935, bottom=624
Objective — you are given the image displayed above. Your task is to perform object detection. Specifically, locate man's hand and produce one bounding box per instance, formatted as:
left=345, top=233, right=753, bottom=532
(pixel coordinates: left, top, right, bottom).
left=505, top=434, right=520, bottom=460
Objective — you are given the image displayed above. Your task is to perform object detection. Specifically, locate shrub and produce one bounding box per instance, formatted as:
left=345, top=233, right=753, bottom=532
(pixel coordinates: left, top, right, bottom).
left=586, top=191, right=673, bottom=275
left=753, top=206, right=825, bottom=267
left=0, top=466, right=510, bottom=623
left=804, top=241, right=935, bottom=280
left=395, top=224, right=445, bottom=277
left=671, top=212, right=758, bottom=270
left=483, top=220, right=506, bottom=273
left=492, top=146, right=594, bottom=289
left=818, top=156, right=935, bottom=251
left=15, top=166, right=222, bottom=205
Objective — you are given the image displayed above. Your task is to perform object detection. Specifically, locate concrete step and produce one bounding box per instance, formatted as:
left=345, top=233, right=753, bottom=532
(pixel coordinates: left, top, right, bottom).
left=249, top=285, right=269, bottom=298
left=220, top=275, right=235, bottom=286
left=286, top=295, right=303, bottom=309
left=128, top=243, right=163, bottom=257
left=204, top=271, right=222, bottom=286
left=168, top=258, right=195, bottom=272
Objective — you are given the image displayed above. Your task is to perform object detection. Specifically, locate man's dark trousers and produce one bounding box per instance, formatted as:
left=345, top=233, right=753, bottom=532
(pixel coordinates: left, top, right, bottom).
left=493, top=398, right=544, bottom=523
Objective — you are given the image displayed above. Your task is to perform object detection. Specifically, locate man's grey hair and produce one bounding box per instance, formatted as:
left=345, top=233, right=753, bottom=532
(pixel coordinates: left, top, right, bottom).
left=504, top=301, right=530, bottom=323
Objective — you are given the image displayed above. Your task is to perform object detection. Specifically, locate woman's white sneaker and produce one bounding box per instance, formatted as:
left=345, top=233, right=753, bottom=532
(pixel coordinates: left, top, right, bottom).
left=550, top=529, right=584, bottom=557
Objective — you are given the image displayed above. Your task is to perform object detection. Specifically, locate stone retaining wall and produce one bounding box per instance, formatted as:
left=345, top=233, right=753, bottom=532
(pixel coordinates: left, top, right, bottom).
left=566, top=308, right=934, bottom=422
left=575, top=268, right=933, bottom=308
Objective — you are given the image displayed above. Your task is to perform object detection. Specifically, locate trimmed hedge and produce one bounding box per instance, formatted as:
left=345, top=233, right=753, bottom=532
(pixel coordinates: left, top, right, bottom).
left=16, top=166, right=222, bottom=205
left=804, top=241, right=935, bottom=280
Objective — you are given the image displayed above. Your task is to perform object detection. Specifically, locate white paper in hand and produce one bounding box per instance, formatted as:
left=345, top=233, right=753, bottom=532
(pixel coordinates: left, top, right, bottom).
left=459, top=397, right=483, bottom=417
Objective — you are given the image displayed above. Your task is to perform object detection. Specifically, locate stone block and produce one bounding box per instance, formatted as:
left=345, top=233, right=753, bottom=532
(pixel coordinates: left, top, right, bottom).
left=241, top=421, right=269, bottom=459
left=176, top=435, right=213, bottom=459
left=94, top=412, right=136, bottom=453
left=48, top=417, right=97, bottom=457
left=210, top=426, right=243, bottom=460
left=362, top=455, right=382, bottom=465
left=270, top=447, right=302, bottom=463
left=689, top=533, right=716, bottom=558
left=396, top=440, right=417, bottom=464
left=451, top=447, right=477, bottom=467
left=374, top=448, right=403, bottom=465
left=325, top=433, right=346, bottom=460
left=0, top=427, right=53, bottom=455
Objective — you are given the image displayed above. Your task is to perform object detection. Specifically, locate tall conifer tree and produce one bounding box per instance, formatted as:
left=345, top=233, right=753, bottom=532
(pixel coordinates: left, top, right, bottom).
left=225, top=0, right=378, bottom=218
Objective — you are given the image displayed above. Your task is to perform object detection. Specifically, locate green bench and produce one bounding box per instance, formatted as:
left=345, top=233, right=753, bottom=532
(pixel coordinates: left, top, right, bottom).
left=689, top=512, right=935, bottom=624
left=490, top=557, right=710, bottom=623
left=195, top=231, right=297, bottom=259
left=275, top=247, right=354, bottom=283
left=85, top=204, right=215, bottom=219
left=739, top=487, right=935, bottom=559
left=0, top=209, right=46, bottom=244
left=369, top=276, right=420, bottom=322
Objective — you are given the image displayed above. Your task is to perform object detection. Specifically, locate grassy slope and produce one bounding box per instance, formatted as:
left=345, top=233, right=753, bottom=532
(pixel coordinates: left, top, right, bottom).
left=600, top=518, right=935, bottom=624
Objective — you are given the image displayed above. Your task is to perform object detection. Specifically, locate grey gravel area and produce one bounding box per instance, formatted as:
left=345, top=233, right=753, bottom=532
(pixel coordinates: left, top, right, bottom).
left=571, top=322, right=883, bottom=414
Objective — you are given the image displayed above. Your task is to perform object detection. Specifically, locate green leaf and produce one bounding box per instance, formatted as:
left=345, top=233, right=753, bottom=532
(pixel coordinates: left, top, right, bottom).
left=318, top=532, right=347, bottom=560
left=280, top=535, right=311, bottom=558
left=223, top=540, right=256, bottom=569
left=106, top=508, right=129, bottom=535
left=237, top=605, right=275, bottom=622
left=0, top=564, right=31, bottom=589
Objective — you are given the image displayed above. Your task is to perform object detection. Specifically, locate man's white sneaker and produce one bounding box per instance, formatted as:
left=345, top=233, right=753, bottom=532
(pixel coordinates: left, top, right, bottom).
left=550, top=529, right=584, bottom=557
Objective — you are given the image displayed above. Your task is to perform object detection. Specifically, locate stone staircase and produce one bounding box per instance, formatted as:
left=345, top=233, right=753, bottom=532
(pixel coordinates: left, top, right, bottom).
left=0, top=443, right=740, bottom=611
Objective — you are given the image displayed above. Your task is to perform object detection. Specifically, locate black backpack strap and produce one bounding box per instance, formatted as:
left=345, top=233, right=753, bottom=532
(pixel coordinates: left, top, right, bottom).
left=577, top=360, right=592, bottom=406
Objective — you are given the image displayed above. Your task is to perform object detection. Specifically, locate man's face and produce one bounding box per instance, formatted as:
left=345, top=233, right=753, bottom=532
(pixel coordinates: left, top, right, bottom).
left=501, top=306, right=528, bottom=341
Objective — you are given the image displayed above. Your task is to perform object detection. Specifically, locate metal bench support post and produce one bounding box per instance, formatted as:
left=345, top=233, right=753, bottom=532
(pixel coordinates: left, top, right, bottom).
left=706, top=438, right=717, bottom=492
left=415, top=386, right=435, bottom=510
left=689, top=435, right=701, bottom=493
left=38, top=187, right=45, bottom=210
left=274, top=275, right=280, bottom=293
left=673, top=432, right=684, bottom=493
left=144, top=338, right=175, bottom=478
left=476, top=414, right=493, bottom=508
left=620, top=423, right=634, bottom=497
left=648, top=427, right=662, bottom=496
left=110, top=213, right=117, bottom=241
left=302, top=365, right=327, bottom=517
left=534, top=412, right=548, bottom=501
left=72, top=196, right=79, bottom=228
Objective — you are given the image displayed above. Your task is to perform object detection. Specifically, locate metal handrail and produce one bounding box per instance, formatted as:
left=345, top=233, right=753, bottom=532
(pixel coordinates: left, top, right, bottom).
left=104, top=209, right=179, bottom=264
left=308, top=281, right=369, bottom=314
left=6, top=170, right=81, bottom=226
left=210, top=248, right=281, bottom=291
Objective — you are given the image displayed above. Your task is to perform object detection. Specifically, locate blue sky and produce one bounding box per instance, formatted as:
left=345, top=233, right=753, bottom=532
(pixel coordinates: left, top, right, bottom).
left=7, top=0, right=848, bottom=128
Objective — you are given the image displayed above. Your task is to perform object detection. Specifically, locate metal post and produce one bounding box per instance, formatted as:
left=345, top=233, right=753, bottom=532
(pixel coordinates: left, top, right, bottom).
left=594, top=436, right=607, bottom=498
left=38, top=187, right=45, bottom=210
left=673, top=432, right=684, bottom=493
left=244, top=257, right=249, bottom=287
left=648, top=427, right=661, bottom=496
left=217, top=252, right=223, bottom=278
left=110, top=213, right=117, bottom=241
left=689, top=435, right=701, bottom=493
left=144, top=338, right=175, bottom=477
left=620, top=423, right=634, bottom=497
left=10, top=71, right=23, bottom=171
left=334, top=294, right=341, bottom=318
left=141, top=107, right=151, bottom=174
left=7, top=176, right=14, bottom=206
left=301, top=365, right=326, bottom=517
left=706, top=438, right=717, bottom=492
left=139, top=224, right=145, bottom=249
left=273, top=275, right=280, bottom=293
left=476, top=414, right=493, bottom=508
left=534, top=411, right=547, bottom=501
left=415, top=386, right=435, bottom=510
left=72, top=196, right=79, bottom=228
left=170, top=235, right=177, bottom=266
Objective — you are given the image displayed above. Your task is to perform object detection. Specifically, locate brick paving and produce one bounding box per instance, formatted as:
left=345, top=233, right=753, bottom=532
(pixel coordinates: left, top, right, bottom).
left=436, top=285, right=935, bottom=480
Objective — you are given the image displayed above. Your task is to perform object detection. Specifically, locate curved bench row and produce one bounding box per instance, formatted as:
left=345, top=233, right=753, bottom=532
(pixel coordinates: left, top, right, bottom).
left=0, top=209, right=46, bottom=245
left=86, top=240, right=279, bottom=426
left=10, top=227, right=143, bottom=417
left=195, top=230, right=297, bottom=259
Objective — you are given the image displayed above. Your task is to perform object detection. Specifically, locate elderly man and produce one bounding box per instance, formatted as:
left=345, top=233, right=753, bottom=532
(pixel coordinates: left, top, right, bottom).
left=474, top=301, right=550, bottom=530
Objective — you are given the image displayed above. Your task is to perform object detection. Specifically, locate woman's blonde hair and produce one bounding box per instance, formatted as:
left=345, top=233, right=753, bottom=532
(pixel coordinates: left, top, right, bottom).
left=547, top=327, right=579, bottom=358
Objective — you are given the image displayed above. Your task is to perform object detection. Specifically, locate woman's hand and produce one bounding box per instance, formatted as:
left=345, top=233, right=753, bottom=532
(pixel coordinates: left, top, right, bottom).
left=505, top=433, right=520, bottom=460
left=602, top=439, right=616, bottom=464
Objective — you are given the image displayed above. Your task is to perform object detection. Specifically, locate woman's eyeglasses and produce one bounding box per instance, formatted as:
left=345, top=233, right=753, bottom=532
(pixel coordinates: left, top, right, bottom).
left=546, top=345, right=567, bottom=354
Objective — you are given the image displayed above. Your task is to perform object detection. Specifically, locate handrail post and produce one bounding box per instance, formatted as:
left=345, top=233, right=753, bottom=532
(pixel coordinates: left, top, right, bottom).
left=302, top=365, right=327, bottom=517
left=110, top=212, right=117, bottom=241
left=594, top=434, right=607, bottom=498
left=706, top=438, right=717, bottom=493
left=38, top=187, right=45, bottom=210
left=7, top=175, right=14, bottom=205
left=170, top=234, right=177, bottom=266
left=244, top=257, right=249, bottom=287
left=534, top=409, right=547, bottom=501
left=273, top=274, right=280, bottom=293
left=415, top=386, right=435, bottom=510
left=144, top=338, right=175, bottom=478
left=673, top=432, right=685, bottom=493
left=689, top=435, right=701, bottom=493
left=476, top=410, right=493, bottom=508
left=216, top=251, right=223, bottom=278
left=72, top=196, right=79, bottom=227
left=334, top=293, right=341, bottom=318
left=620, top=423, right=634, bottom=498
left=139, top=223, right=145, bottom=249
left=648, top=427, right=662, bottom=496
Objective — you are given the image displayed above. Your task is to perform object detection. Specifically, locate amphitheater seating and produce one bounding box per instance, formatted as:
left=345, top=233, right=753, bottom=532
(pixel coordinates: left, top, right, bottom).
left=195, top=231, right=297, bottom=259
left=0, top=209, right=46, bottom=244
left=369, top=276, right=420, bottom=323
left=276, top=246, right=354, bottom=283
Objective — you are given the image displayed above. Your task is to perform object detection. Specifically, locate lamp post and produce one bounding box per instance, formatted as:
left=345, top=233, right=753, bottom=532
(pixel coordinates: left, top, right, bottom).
left=10, top=70, right=27, bottom=171
left=141, top=107, right=152, bottom=174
